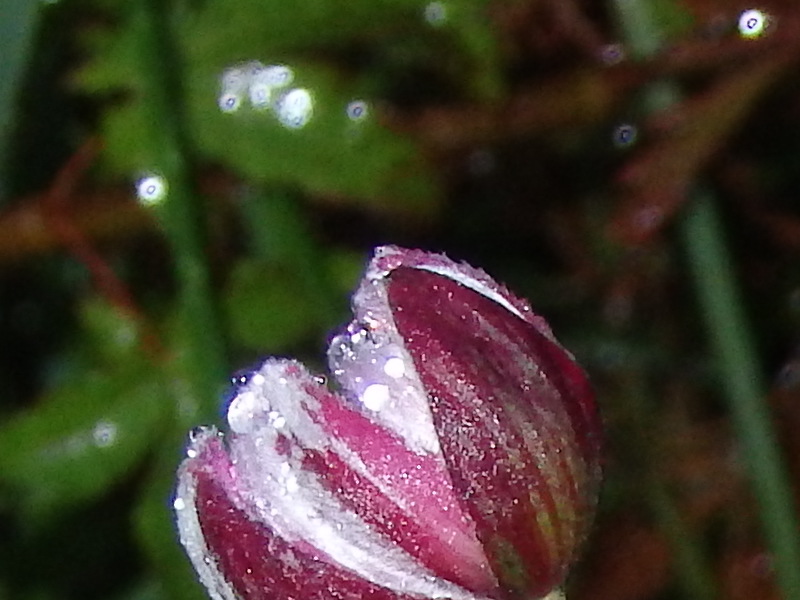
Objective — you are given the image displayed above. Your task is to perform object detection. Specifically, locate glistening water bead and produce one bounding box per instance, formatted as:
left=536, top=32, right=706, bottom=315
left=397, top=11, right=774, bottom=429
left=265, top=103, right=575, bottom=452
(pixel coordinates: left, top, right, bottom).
left=423, top=1, right=447, bottom=26
left=346, top=100, right=369, bottom=121
left=599, top=43, right=625, bottom=65
left=613, top=124, right=637, bottom=148
left=136, top=175, right=167, bottom=205
left=275, top=88, right=314, bottom=129
left=218, top=66, right=249, bottom=113
left=218, top=61, right=295, bottom=113
left=738, top=9, right=769, bottom=39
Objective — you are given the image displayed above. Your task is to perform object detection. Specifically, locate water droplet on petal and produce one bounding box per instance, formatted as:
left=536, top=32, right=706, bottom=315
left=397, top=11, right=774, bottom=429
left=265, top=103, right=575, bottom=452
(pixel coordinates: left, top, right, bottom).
left=275, top=88, right=313, bottom=129
left=136, top=175, right=168, bottom=205
left=284, top=474, right=299, bottom=494
left=233, top=364, right=266, bottom=387
left=362, top=383, right=390, bottom=411
left=383, top=356, right=406, bottom=378
left=228, top=391, right=258, bottom=434
left=738, top=9, right=770, bottom=39
left=268, top=410, right=286, bottom=429
left=173, top=497, right=186, bottom=511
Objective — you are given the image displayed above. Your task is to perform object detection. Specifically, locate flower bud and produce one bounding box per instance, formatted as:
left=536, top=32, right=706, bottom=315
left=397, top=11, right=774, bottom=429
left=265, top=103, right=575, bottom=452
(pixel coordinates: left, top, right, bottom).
left=174, top=246, right=602, bottom=600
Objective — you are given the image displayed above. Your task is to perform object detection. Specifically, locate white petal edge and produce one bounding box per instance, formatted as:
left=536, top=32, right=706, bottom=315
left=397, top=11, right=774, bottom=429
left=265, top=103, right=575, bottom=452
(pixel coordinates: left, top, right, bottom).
left=178, top=360, right=492, bottom=600
left=174, top=428, right=238, bottom=600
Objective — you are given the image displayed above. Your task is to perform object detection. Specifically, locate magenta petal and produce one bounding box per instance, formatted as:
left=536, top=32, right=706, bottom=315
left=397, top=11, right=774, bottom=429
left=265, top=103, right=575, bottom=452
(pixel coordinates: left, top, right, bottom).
left=175, top=360, right=498, bottom=600
left=176, top=247, right=602, bottom=600
left=384, top=265, right=602, bottom=596
left=305, top=388, right=496, bottom=592
left=176, top=431, right=421, bottom=600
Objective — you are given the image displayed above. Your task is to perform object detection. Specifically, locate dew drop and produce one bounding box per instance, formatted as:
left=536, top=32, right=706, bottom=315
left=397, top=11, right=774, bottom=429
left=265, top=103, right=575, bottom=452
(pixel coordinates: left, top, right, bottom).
left=249, top=83, right=272, bottom=109
left=314, top=374, right=327, bottom=385
left=92, top=420, right=117, bottom=447
left=600, top=43, right=625, bottom=65
left=173, top=497, right=186, bottom=511
left=362, top=383, right=390, bottom=411
left=228, top=391, right=258, bottom=434
left=424, top=1, right=447, bottom=26
left=275, top=88, right=314, bottom=129
left=738, top=9, right=769, bottom=38
left=346, top=100, right=369, bottom=121
left=613, top=123, right=638, bottom=148
left=260, top=65, right=294, bottom=88
left=383, top=356, right=405, bottom=378
left=188, top=426, right=207, bottom=443
left=269, top=410, right=287, bottom=429
left=285, top=475, right=300, bottom=494
left=218, top=92, right=243, bottom=113
left=221, top=66, right=249, bottom=92
left=243, top=60, right=266, bottom=77
left=136, top=175, right=168, bottom=205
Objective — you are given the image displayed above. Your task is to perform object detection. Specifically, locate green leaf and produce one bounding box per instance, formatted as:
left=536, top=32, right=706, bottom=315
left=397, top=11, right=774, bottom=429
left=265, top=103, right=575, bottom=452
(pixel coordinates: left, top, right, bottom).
left=72, top=0, right=520, bottom=211
left=224, top=258, right=320, bottom=351
left=185, top=58, right=438, bottom=210
left=0, top=360, right=170, bottom=520
left=79, top=297, right=143, bottom=365
left=134, top=437, right=209, bottom=600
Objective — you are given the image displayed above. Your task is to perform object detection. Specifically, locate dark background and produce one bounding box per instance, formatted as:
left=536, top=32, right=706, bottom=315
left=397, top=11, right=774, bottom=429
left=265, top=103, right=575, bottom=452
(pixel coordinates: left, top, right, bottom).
left=1, top=0, right=800, bottom=599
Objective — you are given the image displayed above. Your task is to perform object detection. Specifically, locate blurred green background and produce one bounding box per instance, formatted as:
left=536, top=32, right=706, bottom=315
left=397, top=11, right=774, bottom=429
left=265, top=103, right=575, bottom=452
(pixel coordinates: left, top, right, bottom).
left=2, top=0, right=800, bottom=599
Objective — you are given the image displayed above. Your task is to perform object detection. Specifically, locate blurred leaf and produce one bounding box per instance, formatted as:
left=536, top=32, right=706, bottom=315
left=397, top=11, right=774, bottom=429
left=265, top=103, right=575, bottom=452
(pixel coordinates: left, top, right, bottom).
left=648, top=0, right=694, bottom=39
left=237, top=189, right=348, bottom=327
left=324, top=247, right=366, bottom=295
left=187, top=60, right=437, bottom=210
left=134, top=438, right=208, bottom=600
left=0, top=359, right=170, bottom=521
left=112, top=579, right=166, bottom=600
left=224, top=258, right=320, bottom=351
left=72, top=0, right=508, bottom=211
left=79, top=297, right=143, bottom=365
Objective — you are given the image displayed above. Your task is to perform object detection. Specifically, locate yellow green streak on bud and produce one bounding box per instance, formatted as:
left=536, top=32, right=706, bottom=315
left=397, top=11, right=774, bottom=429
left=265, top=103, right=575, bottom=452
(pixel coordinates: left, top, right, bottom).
left=486, top=535, right=529, bottom=592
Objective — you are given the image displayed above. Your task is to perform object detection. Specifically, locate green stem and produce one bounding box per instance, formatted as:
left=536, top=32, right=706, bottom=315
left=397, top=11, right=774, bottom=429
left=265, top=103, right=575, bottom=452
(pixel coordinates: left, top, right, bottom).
left=682, top=193, right=800, bottom=597
left=612, top=2, right=800, bottom=598
left=133, top=0, right=227, bottom=423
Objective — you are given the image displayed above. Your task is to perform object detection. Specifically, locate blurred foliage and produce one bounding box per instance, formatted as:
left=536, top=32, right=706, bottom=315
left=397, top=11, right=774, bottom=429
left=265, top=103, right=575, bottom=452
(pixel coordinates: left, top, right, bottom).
left=2, top=0, right=800, bottom=599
